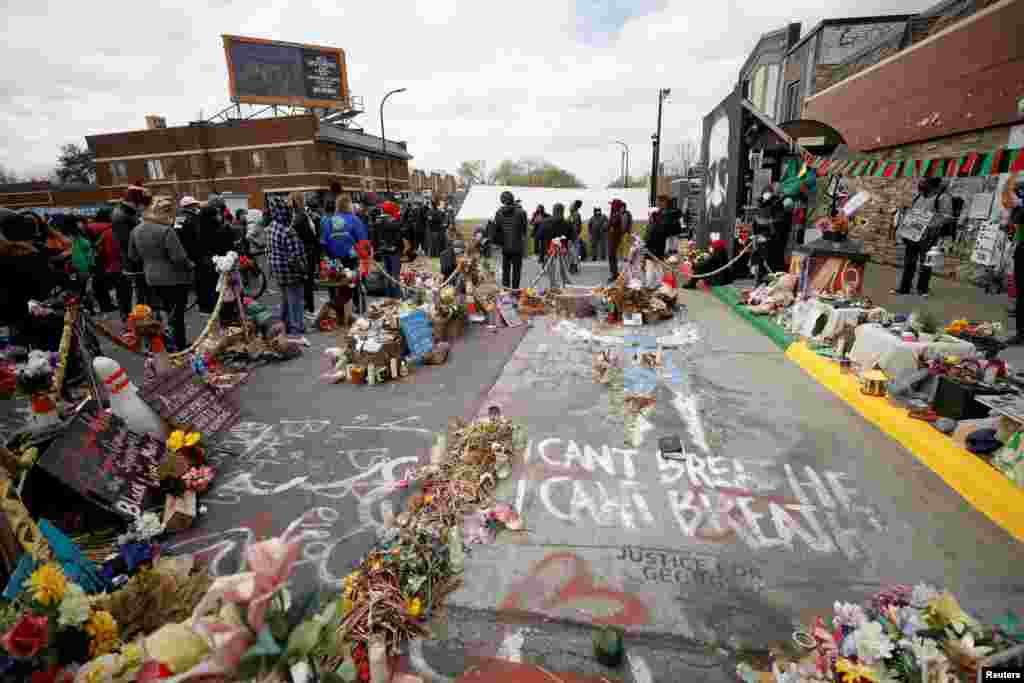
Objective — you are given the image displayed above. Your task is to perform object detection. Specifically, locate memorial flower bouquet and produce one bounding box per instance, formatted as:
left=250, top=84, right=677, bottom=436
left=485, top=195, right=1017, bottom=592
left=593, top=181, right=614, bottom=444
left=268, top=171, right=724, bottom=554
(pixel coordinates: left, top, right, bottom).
left=0, top=562, right=120, bottom=680
left=15, top=351, right=54, bottom=397
left=166, top=429, right=205, bottom=467
left=182, top=465, right=214, bottom=494
left=781, top=584, right=1009, bottom=683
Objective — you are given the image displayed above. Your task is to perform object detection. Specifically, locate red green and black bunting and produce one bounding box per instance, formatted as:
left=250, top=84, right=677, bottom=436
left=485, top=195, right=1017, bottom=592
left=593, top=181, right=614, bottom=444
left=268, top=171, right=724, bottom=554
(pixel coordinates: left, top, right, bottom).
left=796, top=145, right=1023, bottom=178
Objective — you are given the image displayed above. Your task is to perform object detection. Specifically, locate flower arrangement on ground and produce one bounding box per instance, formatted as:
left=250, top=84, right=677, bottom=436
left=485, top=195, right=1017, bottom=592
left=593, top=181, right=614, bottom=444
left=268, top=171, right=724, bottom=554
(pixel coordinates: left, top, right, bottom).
left=771, top=584, right=1014, bottom=683
left=15, top=351, right=54, bottom=397
left=0, top=562, right=120, bottom=681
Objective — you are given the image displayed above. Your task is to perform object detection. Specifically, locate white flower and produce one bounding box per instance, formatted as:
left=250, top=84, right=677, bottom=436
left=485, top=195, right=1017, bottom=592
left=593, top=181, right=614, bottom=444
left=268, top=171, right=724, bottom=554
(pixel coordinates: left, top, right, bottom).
left=834, top=601, right=869, bottom=629
left=853, top=621, right=895, bottom=664
left=896, top=606, right=928, bottom=637
left=57, top=583, right=91, bottom=627
left=911, top=583, right=940, bottom=608
left=901, top=636, right=945, bottom=665
left=945, top=630, right=993, bottom=660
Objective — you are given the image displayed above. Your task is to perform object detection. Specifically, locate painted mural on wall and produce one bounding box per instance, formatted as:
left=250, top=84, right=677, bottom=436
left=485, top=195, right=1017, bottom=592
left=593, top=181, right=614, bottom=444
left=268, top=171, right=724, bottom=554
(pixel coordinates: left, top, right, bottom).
left=705, top=113, right=730, bottom=220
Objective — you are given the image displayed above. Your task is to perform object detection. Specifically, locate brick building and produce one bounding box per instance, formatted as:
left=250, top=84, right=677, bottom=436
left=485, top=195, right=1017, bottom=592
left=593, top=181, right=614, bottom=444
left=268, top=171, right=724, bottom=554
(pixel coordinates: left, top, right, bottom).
left=409, top=168, right=459, bottom=199
left=86, top=113, right=412, bottom=210
left=802, top=0, right=1024, bottom=277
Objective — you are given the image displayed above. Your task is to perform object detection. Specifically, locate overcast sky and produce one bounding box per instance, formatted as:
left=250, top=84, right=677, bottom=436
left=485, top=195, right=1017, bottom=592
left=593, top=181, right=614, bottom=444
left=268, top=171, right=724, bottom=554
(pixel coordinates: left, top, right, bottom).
left=2, top=0, right=927, bottom=188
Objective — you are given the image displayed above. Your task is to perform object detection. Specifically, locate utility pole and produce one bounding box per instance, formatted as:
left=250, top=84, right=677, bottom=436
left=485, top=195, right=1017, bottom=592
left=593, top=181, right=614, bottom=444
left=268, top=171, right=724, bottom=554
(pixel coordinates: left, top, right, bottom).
left=613, top=140, right=629, bottom=188
left=650, top=88, right=670, bottom=206
left=380, top=88, right=407, bottom=194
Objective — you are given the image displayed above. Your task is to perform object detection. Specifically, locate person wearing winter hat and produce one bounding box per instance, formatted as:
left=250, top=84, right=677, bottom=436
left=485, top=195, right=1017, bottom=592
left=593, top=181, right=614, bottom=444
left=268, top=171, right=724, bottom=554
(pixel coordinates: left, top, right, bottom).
left=128, top=196, right=195, bottom=350
left=112, top=182, right=149, bottom=319
left=377, top=201, right=404, bottom=298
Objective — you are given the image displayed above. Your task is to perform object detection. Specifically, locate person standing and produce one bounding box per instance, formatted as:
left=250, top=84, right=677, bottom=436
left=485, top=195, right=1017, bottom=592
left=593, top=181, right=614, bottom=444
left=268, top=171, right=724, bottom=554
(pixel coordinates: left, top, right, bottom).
left=530, top=205, right=547, bottom=261
left=87, top=209, right=122, bottom=314
left=589, top=207, right=608, bottom=262
left=377, top=201, right=404, bottom=299
left=127, top=196, right=195, bottom=351
left=195, top=204, right=223, bottom=313
left=567, top=200, right=583, bottom=274
left=539, top=203, right=572, bottom=289
left=322, top=194, right=369, bottom=315
left=269, top=200, right=308, bottom=337
left=111, top=183, right=147, bottom=320
left=492, top=190, right=528, bottom=290
left=427, top=201, right=445, bottom=257
left=892, top=177, right=954, bottom=298
left=245, top=210, right=270, bottom=288
left=288, top=193, right=320, bottom=319
left=607, top=199, right=632, bottom=283
left=1005, top=181, right=1024, bottom=343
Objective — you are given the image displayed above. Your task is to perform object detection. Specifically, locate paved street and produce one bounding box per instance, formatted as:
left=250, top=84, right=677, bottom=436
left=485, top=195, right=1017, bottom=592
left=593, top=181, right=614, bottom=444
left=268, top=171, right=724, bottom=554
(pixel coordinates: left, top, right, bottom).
left=5, top=258, right=1024, bottom=682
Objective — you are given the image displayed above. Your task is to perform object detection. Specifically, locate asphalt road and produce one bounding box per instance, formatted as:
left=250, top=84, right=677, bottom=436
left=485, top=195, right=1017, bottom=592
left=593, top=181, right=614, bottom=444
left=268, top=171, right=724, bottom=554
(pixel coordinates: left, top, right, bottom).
left=7, top=256, right=1024, bottom=682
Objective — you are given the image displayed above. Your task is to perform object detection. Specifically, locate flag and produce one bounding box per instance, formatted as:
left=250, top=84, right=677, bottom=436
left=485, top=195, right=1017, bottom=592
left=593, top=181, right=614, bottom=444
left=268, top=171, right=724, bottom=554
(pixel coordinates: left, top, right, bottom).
left=819, top=159, right=831, bottom=174
left=873, top=160, right=887, bottom=177
left=904, top=159, right=917, bottom=177
left=920, top=159, right=933, bottom=177
left=990, top=148, right=1005, bottom=175
left=960, top=152, right=980, bottom=176
left=945, top=158, right=959, bottom=177
left=1011, top=149, right=1024, bottom=174
left=978, top=151, right=995, bottom=176
left=883, top=161, right=901, bottom=178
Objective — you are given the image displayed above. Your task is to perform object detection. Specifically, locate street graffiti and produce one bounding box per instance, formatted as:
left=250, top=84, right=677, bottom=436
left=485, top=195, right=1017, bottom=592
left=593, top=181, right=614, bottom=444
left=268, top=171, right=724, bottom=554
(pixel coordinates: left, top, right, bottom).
left=517, top=437, right=886, bottom=562
left=499, top=552, right=651, bottom=626
left=617, top=546, right=765, bottom=593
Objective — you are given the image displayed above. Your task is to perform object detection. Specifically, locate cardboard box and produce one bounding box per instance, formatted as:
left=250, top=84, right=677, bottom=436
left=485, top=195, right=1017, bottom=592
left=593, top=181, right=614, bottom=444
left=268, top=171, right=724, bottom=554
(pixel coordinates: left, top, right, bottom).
left=163, top=490, right=197, bottom=532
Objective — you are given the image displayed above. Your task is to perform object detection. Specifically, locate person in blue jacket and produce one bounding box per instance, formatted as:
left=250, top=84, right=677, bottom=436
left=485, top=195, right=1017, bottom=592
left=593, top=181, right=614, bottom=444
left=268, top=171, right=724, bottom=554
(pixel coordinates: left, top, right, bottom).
left=322, top=194, right=369, bottom=314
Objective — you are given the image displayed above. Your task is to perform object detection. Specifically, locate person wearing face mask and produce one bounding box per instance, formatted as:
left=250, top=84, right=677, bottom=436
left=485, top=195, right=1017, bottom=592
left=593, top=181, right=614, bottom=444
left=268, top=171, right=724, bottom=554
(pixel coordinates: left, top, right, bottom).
left=892, top=177, right=953, bottom=298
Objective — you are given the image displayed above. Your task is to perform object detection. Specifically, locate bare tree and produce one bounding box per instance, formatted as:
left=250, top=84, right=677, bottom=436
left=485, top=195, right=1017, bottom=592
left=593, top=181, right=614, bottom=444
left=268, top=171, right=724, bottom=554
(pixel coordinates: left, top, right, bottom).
left=0, top=164, right=21, bottom=184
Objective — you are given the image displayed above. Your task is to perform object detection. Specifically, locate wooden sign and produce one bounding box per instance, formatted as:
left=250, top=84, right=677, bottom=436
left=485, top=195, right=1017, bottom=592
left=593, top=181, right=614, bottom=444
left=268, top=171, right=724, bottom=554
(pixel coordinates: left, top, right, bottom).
left=138, top=366, right=240, bottom=437
left=399, top=310, right=434, bottom=360
left=497, top=297, right=523, bottom=328
left=35, top=402, right=165, bottom=519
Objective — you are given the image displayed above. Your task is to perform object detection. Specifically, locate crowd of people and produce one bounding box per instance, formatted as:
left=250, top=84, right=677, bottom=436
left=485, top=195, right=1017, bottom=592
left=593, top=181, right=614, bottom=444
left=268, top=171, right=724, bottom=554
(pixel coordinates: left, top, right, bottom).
left=480, top=192, right=685, bottom=290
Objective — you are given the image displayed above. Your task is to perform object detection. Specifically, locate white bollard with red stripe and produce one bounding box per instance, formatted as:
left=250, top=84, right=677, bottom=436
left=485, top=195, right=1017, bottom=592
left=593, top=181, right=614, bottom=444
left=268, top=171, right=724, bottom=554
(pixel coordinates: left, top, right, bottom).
left=92, top=357, right=167, bottom=439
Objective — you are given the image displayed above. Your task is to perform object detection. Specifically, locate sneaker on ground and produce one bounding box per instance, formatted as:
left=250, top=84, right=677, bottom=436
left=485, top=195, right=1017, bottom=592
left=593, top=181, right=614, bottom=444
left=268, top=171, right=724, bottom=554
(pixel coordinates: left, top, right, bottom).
left=288, top=335, right=311, bottom=347
left=890, top=289, right=909, bottom=295
left=917, top=292, right=929, bottom=298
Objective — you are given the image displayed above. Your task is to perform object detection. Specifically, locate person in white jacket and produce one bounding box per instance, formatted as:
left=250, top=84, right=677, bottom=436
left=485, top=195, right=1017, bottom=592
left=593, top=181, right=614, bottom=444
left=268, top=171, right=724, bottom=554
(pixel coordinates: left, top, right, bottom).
left=246, top=212, right=271, bottom=290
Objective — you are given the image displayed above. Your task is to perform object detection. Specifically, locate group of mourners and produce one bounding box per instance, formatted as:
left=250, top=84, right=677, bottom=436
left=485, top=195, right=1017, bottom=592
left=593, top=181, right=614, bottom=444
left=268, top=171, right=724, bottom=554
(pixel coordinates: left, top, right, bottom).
left=479, top=191, right=686, bottom=290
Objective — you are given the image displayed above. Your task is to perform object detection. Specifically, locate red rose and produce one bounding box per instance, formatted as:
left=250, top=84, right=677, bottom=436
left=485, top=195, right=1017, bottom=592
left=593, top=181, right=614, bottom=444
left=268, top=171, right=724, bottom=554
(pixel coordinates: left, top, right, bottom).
left=31, top=666, right=73, bottom=683
left=136, top=661, right=174, bottom=681
left=358, top=660, right=370, bottom=681
left=2, top=613, right=49, bottom=658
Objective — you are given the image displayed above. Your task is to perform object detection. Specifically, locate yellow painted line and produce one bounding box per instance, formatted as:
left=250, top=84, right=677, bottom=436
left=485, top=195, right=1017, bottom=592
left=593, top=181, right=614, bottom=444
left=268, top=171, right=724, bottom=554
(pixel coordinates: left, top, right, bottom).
left=786, top=341, right=1024, bottom=542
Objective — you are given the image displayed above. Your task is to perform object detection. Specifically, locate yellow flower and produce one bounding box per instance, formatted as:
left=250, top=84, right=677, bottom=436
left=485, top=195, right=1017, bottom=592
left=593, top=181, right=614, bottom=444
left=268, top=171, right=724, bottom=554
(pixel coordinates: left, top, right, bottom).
left=83, top=665, right=108, bottom=683
left=85, top=610, right=120, bottom=657
left=119, top=641, right=145, bottom=675
left=424, top=495, right=434, bottom=505
left=184, top=431, right=201, bottom=447
left=406, top=597, right=423, bottom=618
left=166, top=430, right=186, bottom=451
left=26, top=562, right=66, bottom=605
left=927, top=592, right=976, bottom=631
left=341, top=596, right=354, bottom=616
left=144, top=622, right=210, bottom=673
left=370, top=557, right=384, bottom=572
left=836, top=658, right=880, bottom=683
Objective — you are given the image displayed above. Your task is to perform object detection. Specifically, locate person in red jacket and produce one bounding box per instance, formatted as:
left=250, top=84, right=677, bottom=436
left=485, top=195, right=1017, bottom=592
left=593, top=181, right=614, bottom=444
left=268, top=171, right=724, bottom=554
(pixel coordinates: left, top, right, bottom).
left=87, top=208, right=129, bottom=314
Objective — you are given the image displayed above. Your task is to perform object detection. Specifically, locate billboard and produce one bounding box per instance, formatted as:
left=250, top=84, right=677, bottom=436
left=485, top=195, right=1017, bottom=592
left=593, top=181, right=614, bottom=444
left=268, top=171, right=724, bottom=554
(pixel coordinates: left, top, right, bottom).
left=222, top=35, right=350, bottom=109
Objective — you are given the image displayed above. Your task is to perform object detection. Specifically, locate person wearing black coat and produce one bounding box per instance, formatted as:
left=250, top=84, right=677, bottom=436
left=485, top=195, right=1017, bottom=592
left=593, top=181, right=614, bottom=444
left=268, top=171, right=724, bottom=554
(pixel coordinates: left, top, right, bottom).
left=288, top=193, right=320, bottom=314
left=0, top=210, right=57, bottom=342
left=492, top=191, right=528, bottom=289
left=111, top=186, right=148, bottom=318
left=427, top=202, right=445, bottom=257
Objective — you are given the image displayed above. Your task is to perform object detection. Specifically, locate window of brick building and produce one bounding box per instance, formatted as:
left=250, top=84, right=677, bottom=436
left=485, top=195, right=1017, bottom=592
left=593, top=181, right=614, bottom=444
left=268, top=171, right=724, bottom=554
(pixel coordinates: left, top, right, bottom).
left=144, top=159, right=165, bottom=180
left=110, top=161, right=128, bottom=183
left=213, top=153, right=232, bottom=177
left=251, top=151, right=264, bottom=173
left=285, top=147, right=304, bottom=173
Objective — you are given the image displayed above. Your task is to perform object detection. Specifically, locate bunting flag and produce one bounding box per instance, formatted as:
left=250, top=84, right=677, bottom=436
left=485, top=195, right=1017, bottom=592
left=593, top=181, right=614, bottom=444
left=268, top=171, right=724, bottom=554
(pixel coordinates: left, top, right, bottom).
left=1011, top=149, right=1024, bottom=174
left=795, top=144, right=1024, bottom=179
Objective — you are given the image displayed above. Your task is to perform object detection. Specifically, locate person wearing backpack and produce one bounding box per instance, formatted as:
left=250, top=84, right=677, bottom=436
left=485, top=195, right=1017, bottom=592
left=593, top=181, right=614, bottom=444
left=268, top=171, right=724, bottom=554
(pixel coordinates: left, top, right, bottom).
left=321, top=194, right=369, bottom=315
left=892, top=177, right=954, bottom=298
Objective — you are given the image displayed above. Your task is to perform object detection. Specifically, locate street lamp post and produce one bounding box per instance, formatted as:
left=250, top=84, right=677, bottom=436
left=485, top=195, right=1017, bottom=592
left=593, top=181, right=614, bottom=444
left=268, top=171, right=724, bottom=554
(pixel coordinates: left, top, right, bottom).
left=380, top=88, right=407, bottom=194
left=613, top=140, right=629, bottom=188
left=650, top=88, right=671, bottom=207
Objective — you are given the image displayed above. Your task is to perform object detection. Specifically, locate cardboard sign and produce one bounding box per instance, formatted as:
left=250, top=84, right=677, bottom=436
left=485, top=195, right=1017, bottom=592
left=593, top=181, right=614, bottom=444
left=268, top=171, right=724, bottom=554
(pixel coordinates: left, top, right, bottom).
left=36, top=402, right=165, bottom=519
left=971, top=222, right=1006, bottom=267
left=399, top=310, right=434, bottom=359
left=139, top=366, right=240, bottom=437
left=497, top=297, right=523, bottom=328
left=895, top=207, right=933, bottom=243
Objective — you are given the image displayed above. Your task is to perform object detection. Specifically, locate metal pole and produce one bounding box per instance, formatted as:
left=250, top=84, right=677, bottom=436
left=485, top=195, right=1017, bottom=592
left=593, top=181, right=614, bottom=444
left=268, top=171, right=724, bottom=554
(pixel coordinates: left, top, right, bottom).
left=380, top=88, right=407, bottom=194
left=614, top=140, right=629, bottom=188
left=650, top=90, right=666, bottom=207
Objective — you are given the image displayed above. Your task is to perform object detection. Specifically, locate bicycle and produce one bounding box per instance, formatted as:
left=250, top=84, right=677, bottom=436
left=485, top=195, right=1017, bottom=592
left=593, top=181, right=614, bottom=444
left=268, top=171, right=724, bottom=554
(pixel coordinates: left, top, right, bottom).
left=185, top=238, right=267, bottom=312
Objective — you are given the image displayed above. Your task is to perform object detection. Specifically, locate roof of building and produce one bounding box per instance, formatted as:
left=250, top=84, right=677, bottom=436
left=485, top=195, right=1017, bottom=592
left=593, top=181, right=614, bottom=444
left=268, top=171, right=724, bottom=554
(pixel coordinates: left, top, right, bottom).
left=786, top=14, right=915, bottom=55
left=317, top=122, right=413, bottom=161
left=739, top=23, right=801, bottom=78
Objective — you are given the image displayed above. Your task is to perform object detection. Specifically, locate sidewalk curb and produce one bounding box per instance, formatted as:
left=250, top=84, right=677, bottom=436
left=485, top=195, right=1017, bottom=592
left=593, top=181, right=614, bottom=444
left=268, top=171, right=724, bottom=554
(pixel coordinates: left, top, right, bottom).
left=708, top=286, right=1024, bottom=542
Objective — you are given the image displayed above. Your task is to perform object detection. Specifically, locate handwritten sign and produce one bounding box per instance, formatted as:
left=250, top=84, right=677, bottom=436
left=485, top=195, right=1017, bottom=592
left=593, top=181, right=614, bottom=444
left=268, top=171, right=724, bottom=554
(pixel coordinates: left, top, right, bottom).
left=139, top=367, right=240, bottom=437
left=399, top=310, right=434, bottom=360
left=36, top=402, right=165, bottom=519
left=896, top=207, right=933, bottom=243
left=971, top=221, right=1006, bottom=267
left=497, top=296, right=523, bottom=328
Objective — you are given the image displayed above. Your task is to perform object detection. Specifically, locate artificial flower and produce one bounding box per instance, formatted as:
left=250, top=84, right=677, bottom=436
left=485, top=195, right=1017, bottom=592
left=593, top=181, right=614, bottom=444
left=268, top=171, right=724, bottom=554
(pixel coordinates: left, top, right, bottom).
left=1, top=613, right=49, bottom=658
left=30, top=665, right=74, bottom=683
left=85, top=611, right=119, bottom=657
left=892, top=606, right=928, bottom=639
left=406, top=597, right=424, bottom=618
left=926, top=592, right=977, bottom=633
left=27, top=562, right=67, bottom=605
left=57, top=582, right=91, bottom=627
left=135, top=661, right=174, bottom=682
left=852, top=621, right=895, bottom=664
left=144, top=622, right=210, bottom=674
left=166, top=431, right=186, bottom=452
left=834, top=601, right=868, bottom=630
left=836, top=657, right=879, bottom=683
left=118, top=641, right=145, bottom=676
left=184, top=432, right=201, bottom=447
